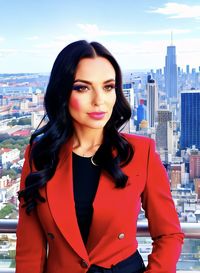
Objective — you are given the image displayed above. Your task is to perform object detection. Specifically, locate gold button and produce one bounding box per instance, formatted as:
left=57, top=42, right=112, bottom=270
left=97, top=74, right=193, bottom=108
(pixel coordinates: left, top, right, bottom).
left=118, top=233, right=125, bottom=239
left=80, top=259, right=89, bottom=268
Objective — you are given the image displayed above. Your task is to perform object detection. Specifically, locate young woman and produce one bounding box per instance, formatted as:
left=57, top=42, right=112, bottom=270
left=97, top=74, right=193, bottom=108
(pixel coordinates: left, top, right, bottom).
left=16, top=40, right=184, bottom=273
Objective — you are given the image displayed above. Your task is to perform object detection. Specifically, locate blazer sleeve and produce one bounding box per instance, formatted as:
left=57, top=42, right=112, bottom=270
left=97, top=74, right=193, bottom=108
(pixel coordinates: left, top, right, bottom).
left=15, top=145, right=47, bottom=273
left=141, top=139, right=184, bottom=273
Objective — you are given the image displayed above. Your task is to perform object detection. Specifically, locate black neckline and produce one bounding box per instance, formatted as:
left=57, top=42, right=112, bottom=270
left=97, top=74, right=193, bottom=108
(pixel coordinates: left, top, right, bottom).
left=72, top=152, right=93, bottom=159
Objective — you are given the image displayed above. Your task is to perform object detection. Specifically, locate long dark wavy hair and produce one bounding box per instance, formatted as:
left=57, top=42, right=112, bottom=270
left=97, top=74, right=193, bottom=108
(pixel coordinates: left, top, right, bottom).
left=18, top=40, right=134, bottom=214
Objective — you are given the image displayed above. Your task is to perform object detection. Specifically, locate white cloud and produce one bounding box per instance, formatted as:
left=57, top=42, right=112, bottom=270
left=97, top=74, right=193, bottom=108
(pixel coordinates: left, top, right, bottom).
left=25, top=36, right=40, bottom=41
left=27, top=24, right=191, bottom=56
left=29, top=24, right=198, bottom=70
left=77, top=24, right=138, bottom=36
left=34, top=41, right=61, bottom=49
left=77, top=23, right=190, bottom=37
left=106, top=40, right=167, bottom=58
left=34, top=35, right=78, bottom=51
left=55, top=34, right=78, bottom=42
left=149, top=2, right=200, bottom=19
left=22, top=49, right=44, bottom=57
left=2, top=23, right=198, bottom=72
left=100, top=37, right=200, bottom=70
left=143, top=28, right=190, bottom=35
left=0, top=49, right=18, bottom=58
left=0, top=37, right=5, bottom=42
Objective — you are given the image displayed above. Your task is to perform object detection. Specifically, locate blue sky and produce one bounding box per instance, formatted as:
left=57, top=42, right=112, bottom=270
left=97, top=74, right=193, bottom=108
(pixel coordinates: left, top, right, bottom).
left=0, top=0, right=200, bottom=73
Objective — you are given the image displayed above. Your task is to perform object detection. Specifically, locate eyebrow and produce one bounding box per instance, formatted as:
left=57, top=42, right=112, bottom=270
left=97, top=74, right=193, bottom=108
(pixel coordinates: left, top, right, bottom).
left=73, top=79, right=115, bottom=84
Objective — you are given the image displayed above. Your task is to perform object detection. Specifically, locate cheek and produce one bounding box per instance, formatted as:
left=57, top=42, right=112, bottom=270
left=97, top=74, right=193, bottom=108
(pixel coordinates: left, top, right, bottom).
left=69, top=96, right=81, bottom=111
left=110, top=94, right=116, bottom=107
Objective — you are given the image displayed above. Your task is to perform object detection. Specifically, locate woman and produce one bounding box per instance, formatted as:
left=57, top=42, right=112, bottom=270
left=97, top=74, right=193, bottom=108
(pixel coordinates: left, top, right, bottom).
left=16, top=40, right=184, bottom=273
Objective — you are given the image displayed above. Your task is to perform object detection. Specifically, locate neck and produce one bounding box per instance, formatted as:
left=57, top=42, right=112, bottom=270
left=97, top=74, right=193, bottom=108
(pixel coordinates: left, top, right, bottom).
left=72, top=126, right=104, bottom=157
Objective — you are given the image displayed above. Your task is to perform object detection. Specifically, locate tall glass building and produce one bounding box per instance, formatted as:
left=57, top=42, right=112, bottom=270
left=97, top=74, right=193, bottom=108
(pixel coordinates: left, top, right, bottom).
left=146, top=77, right=158, bottom=128
left=164, top=45, right=177, bottom=99
left=180, top=90, right=200, bottom=149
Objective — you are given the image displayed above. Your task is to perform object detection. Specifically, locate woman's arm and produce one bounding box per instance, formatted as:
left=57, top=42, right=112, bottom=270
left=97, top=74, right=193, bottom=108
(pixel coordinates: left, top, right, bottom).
left=16, top=145, right=47, bottom=273
left=141, top=139, right=184, bottom=273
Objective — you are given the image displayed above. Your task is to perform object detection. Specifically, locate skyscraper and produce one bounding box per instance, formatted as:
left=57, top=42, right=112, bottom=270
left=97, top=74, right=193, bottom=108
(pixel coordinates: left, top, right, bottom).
left=186, top=64, right=190, bottom=74
left=156, top=109, right=173, bottom=154
left=194, top=179, right=200, bottom=198
left=164, top=45, right=177, bottom=99
left=122, top=83, right=134, bottom=133
left=190, top=154, right=200, bottom=179
left=180, top=90, right=200, bottom=149
left=146, top=76, right=158, bottom=128
left=170, top=164, right=181, bottom=189
left=136, top=99, right=147, bottom=131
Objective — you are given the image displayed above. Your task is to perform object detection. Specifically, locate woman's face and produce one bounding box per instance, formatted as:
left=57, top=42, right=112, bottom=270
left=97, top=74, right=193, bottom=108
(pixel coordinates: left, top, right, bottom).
left=69, top=57, right=116, bottom=131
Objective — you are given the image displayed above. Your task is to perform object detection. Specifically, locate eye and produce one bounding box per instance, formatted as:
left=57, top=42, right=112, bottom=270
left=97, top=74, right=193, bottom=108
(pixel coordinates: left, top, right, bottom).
left=72, top=85, right=89, bottom=92
left=104, top=84, right=116, bottom=92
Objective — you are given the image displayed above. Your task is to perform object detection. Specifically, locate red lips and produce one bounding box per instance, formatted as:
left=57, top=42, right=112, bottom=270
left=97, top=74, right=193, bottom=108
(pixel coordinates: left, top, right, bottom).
left=88, top=112, right=106, bottom=120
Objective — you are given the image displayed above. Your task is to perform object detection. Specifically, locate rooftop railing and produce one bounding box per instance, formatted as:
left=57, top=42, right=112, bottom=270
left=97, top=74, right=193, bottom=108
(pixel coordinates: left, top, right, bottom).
left=0, top=220, right=199, bottom=273
left=0, top=219, right=199, bottom=238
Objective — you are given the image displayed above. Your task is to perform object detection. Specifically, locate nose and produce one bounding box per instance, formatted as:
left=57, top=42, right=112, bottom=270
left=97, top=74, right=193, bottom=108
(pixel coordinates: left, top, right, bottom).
left=92, top=87, right=104, bottom=106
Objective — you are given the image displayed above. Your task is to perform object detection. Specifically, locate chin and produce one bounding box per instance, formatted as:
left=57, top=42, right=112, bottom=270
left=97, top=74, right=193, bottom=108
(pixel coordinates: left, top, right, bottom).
left=86, top=121, right=108, bottom=129
left=87, top=125, right=106, bottom=130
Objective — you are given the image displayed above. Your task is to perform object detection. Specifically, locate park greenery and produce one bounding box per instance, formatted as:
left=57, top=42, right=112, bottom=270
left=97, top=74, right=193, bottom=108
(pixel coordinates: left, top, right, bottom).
left=0, top=134, right=30, bottom=158
left=0, top=203, right=16, bottom=218
left=2, top=169, right=19, bottom=179
left=7, top=117, right=31, bottom=126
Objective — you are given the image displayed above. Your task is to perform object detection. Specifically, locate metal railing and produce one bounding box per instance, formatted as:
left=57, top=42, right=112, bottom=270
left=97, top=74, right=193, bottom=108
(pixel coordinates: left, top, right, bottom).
left=0, top=219, right=199, bottom=238
left=0, top=220, right=199, bottom=273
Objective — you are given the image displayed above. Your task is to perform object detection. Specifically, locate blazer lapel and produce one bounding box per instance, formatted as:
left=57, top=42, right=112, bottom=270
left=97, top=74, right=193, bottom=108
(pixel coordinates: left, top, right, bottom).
left=46, top=138, right=89, bottom=261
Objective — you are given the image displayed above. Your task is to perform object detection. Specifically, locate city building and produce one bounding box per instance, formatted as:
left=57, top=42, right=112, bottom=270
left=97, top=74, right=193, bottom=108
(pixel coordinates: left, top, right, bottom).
left=20, top=99, right=29, bottom=111
left=194, top=178, right=200, bottom=199
left=122, top=83, right=134, bottom=133
left=0, top=175, right=12, bottom=189
left=170, top=164, right=182, bottom=189
left=180, top=90, right=200, bottom=150
left=146, top=76, right=158, bottom=128
left=31, top=111, right=45, bottom=129
left=186, top=65, right=190, bottom=75
left=32, top=91, right=44, bottom=106
left=0, top=148, right=20, bottom=168
left=123, top=83, right=134, bottom=107
left=136, top=99, right=146, bottom=131
left=190, top=153, right=200, bottom=179
left=164, top=44, right=177, bottom=99
left=11, top=129, right=31, bottom=137
left=156, top=110, right=173, bottom=157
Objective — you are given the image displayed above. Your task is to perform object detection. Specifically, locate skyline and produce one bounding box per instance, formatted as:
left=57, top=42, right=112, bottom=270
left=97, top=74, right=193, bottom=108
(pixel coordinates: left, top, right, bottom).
left=0, top=0, right=200, bottom=73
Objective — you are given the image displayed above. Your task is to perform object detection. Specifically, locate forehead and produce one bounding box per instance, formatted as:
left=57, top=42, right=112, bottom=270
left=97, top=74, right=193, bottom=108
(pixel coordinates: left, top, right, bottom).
left=75, top=57, right=115, bottom=81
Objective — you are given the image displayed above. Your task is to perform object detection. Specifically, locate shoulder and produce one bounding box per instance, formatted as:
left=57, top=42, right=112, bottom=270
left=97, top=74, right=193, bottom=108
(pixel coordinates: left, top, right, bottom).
left=119, top=134, right=157, bottom=168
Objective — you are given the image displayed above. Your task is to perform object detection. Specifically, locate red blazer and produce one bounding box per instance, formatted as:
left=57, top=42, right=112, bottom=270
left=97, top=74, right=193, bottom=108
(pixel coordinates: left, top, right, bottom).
left=16, top=133, right=184, bottom=273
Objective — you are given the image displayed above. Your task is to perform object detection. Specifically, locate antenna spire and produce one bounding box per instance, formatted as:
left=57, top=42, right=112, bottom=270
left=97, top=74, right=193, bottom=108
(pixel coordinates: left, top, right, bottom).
left=171, top=31, right=173, bottom=46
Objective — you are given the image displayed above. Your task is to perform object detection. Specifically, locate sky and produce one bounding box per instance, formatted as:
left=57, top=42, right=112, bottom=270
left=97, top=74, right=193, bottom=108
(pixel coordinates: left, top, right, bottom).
left=0, top=0, right=200, bottom=73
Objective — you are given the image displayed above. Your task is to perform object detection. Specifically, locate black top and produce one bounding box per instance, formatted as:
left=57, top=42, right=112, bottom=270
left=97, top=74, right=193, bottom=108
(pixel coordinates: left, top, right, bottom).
left=72, top=152, right=101, bottom=245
